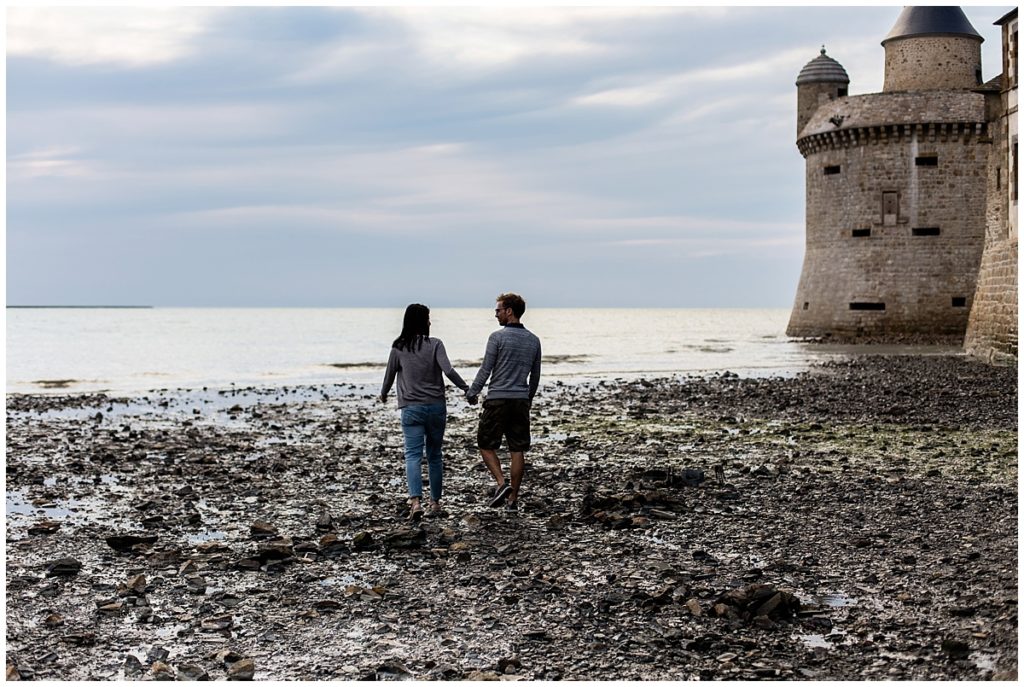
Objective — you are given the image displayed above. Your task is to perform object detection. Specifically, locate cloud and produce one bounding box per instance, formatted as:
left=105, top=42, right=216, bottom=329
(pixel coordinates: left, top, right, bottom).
left=373, top=7, right=704, bottom=69
left=6, top=7, right=221, bottom=67
left=7, top=146, right=95, bottom=179
left=571, top=45, right=813, bottom=110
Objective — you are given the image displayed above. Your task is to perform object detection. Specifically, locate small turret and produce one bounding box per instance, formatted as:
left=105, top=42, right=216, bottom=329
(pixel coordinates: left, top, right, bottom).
left=796, top=47, right=849, bottom=136
left=882, top=6, right=983, bottom=91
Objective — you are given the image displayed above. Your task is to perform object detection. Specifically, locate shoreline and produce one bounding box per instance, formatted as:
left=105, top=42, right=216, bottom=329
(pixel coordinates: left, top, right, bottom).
left=6, top=342, right=972, bottom=398
left=5, top=354, right=1018, bottom=680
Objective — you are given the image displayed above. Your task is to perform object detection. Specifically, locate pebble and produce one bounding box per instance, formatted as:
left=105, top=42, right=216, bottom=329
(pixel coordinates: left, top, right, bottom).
left=941, top=638, right=971, bottom=660
left=105, top=534, right=158, bottom=552
left=200, top=614, right=234, bottom=632
left=150, top=661, right=175, bottom=680
left=123, top=655, right=144, bottom=676
left=177, top=664, right=210, bottom=680
left=227, top=658, right=255, bottom=680
left=44, top=558, right=82, bottom=577
left=249, top=521, right=278, bottom=538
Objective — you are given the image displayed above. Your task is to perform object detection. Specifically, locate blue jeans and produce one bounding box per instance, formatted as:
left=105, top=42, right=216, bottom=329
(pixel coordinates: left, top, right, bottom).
left=400, top=403, right=446, bottom=502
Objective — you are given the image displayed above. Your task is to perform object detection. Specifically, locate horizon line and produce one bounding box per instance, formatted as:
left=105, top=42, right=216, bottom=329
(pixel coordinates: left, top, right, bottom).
left=7, top=305, right=155, bottom=309
left=7, top=304, right=792, bottom=310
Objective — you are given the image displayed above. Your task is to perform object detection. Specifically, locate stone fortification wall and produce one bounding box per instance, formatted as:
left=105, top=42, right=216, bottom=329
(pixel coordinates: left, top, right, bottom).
left=787, top=92, right=988, bottom=339
left=965, top=80, right=1018, bottom=363
left=883, top=35, right=982, bottom=91
left=965, top=238, right=1018, bottom=361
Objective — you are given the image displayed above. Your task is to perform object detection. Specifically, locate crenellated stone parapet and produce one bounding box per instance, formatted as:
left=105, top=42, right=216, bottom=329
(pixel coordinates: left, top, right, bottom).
left=797, top=121, right=990, bottom=156
left=796, top=92, right=988, bottom=154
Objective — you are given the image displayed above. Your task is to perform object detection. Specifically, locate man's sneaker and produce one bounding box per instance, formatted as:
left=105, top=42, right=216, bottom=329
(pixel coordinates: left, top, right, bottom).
left=504, top=500, right=519, bottom=514
left=489, top=483, right=512, bottom=508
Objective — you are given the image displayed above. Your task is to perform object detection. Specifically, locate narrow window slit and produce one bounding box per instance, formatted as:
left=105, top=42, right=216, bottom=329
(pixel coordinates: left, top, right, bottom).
left=912, top=227, right=941, bottom=236
left=849, top=302, right=885, bottom=311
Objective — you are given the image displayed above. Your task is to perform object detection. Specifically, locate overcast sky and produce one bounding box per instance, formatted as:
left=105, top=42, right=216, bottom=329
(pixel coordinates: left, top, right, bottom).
left=6, top=4, right=1012, bottom=307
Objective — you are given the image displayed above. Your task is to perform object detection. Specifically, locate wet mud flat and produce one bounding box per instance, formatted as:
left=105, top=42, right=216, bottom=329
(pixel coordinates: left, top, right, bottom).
left=5, top=355, right=1017, bottom=681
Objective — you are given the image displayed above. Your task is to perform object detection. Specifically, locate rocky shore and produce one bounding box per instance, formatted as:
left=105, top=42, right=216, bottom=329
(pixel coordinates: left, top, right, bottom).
left=5, top=354, right=1018, bottom=681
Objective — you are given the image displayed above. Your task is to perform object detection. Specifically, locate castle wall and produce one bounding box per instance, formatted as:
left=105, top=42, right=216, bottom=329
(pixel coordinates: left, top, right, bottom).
left=965, top=236, right=1018, bottom=361
left=883, top=35, right=982, bottom=91
left=965, top=13, right=1018, bottom=363
left=787, top=94, right=988, bottom=339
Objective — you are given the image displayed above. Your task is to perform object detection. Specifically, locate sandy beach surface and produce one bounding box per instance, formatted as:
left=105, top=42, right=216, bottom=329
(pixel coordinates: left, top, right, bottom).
left=5, top=354, right=1018, bottom=681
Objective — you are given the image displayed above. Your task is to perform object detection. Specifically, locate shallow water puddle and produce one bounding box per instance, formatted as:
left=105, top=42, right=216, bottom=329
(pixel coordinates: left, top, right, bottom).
left=6, top=487, right=88, bottom=521
left=6, top=486, right=126, bottom=528
left=42, top=473, right=121, bottom=488
left=799, top=630, right=848, bottom=649
left=536, top=432, right=569, bottom=443
left=187, top=530, right=228, bottom=545
left=639, top=533, right=683, bottom=551
left=815, top=593, right=857, bottom=607
left=972, top=652, right=998, bottom=673
left=799, top=633, right=831, bottom=649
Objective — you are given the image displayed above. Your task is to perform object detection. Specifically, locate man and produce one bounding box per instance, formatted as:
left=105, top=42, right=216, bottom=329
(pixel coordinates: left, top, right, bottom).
left=466, top=293, right=542, bottom=512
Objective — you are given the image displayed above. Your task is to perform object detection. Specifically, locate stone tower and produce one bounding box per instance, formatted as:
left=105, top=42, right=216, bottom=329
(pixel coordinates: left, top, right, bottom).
left=787, top=6, right=990, bottom=340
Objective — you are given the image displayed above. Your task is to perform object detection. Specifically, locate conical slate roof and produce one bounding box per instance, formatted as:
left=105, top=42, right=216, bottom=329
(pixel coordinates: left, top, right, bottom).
left=796, top=47, right=850, bottom=86
left=881, top=6, right=983, bottom=45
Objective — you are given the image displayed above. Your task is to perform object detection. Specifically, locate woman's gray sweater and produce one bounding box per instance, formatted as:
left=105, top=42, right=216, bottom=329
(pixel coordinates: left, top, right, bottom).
left=381, top=337, right=468, bottom=408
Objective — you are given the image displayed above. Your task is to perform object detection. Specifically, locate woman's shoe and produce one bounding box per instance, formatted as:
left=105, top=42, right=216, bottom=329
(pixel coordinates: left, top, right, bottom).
left=409, top=501, right=423, bottom=521
left=427, top=500, right=443, bottom=517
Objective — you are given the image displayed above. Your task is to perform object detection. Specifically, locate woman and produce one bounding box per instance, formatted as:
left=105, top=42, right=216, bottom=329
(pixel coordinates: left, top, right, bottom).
left=380, top=304, right=469, bottom=520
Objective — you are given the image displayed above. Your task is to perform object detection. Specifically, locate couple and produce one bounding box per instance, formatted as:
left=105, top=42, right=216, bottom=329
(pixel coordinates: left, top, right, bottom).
left=379, top=293, right=542, bottom=521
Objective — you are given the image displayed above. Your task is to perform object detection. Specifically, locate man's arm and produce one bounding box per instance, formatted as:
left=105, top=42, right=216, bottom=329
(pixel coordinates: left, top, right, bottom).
left=528, top=339, right=541, bottom=401
left=467, top=332, right=499, bottom=398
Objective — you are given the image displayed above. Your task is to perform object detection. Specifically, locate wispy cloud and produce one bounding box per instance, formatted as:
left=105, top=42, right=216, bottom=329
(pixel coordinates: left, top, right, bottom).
left=374, top=7, right=703, bottom=69
left=571, top=45, right=814, bottom=110
left=6, top=7, right=220, bottom=67
left=7, top=146, right=96, bottom=179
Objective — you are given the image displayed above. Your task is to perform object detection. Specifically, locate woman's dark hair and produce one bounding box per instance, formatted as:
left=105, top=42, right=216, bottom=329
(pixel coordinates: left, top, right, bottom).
left=392, top=303, right=430, bottom=351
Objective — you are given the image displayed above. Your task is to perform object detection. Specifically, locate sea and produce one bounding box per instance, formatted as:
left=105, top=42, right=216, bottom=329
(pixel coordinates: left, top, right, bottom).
left=5, top=307, right=959, bottom=396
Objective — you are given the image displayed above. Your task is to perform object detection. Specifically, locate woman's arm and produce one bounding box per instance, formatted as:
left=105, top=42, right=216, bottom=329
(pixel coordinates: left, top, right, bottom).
left=380, top=348, right=399, bottom=402
left=435, top=340, right=468, bottom=390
